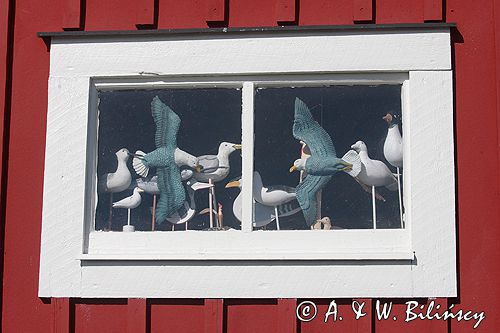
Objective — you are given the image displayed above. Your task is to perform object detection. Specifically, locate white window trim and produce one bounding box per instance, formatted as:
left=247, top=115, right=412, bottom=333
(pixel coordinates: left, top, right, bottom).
left=39, top=26, right=456, bottom=298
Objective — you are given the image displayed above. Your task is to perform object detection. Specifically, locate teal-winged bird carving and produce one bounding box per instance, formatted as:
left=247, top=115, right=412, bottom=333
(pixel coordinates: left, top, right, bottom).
left=132, top=96, right=200, bottom=224
left=289, top=98, right=361, bottom=226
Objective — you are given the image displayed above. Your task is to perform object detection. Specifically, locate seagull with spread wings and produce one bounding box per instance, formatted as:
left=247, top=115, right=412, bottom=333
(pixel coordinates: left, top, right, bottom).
left=132, top=96, right=200, bottom=224
left=289, top=98, right=361, bottom=226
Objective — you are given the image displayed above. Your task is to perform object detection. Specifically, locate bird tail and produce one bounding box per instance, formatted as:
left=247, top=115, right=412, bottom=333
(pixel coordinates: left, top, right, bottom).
left=341, top=150, right=362, bottom=177
left=132, top=150, right=149, bottom=177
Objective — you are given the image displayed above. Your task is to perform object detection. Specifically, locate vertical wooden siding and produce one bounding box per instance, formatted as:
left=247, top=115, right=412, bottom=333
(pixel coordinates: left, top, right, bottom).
left=1, top=0, right=499, bottom=332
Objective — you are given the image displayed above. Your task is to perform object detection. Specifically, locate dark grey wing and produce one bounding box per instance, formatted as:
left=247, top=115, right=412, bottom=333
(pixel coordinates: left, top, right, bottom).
left=154, top=165, right=185, bottom=224
left=295, top=175, right=331, bottom=226
left=197, top=155, right=220, bottom=173
left=151, top=96, right=181, bottom=149
left=292, top=98, right=336, bottom=158
left=266, top=185, right=296, bottom=194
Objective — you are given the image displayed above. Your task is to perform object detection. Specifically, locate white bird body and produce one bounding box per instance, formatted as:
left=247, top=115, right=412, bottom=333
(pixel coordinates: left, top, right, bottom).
left=351, top=141, right=397, bottom=190
left=193, top=142, right=241, bottom=183
left=112, top=187, right=144, bottom=209
left=99, top=148, right=132, bottom=193
left=226, top=178, right=301, bottom=228
left=252, top=172, right=296, bottom=207
left=383, top=124, right=403, bottom=168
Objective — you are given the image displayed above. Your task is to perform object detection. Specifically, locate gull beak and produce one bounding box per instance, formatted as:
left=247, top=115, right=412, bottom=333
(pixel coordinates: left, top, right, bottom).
left=225, top=180, right=241, bottom=188
left=137, top=188, right=145, bottom=193
left=289, top=165, right=298, bottom=173
left=233, top=144, right=242, bottom=150
left=341, top=161, right=353, bottom=172
left=195, top=165, right=203, bottom=173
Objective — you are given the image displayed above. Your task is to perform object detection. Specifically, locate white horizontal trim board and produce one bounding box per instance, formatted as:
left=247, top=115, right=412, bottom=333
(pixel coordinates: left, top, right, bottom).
left=39, top=28, right=456, bottom=298
left=49, top=29, right=451, bottom=77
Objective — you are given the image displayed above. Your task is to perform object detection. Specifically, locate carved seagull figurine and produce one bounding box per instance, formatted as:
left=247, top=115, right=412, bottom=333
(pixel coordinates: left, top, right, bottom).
left=193, top=142, right=241, bottom=183
left=132, top=96, right=200, bottom=224
left=252, top=171, right=296, bottom=230
left=98, top=148, right=132, bottom=193
left=225, top=176, right=302, bottom=228
left=289, top=98, right=361, bottom=227
left=383, top=113, right=403, bottom=168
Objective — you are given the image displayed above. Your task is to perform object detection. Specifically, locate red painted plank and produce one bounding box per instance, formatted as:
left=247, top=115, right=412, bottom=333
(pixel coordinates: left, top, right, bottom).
left=300, top=0, right=353, bottom=25
left=158, top=0, right=208, bottom=29
left=54, top=298, right=70, bottom=333
left=207, top=0, right=226, bottom=22
left=447, top=0, right=500, bottom=331
left=85, top=0, right=154, bottom=30
left=374, top=299, right=447, bottom=332
left=127, top=299, right=147, bottom=333
left=277, top=299, right=297, bottom=333
left=376, top=0, right=424, bottom=23
left=150, top=299, right=205, bottom=333
left=204, top=299, right=224, bottom=333
left=1, top=0, right=65, bottom=331
left=228, top=0, right=278, bottom=27
left=226, top=300, right=278, bottom=333
left=73, top=300, right=128, bottom=333
left=276, top=0, right=296, bottom=23
left=299, top=299, right=362, bottom=332
left=423, top=0, right=443, bottom=21
left=61, top=0, right=81, bottom=29
left=353, top=0, right=373, bottom=22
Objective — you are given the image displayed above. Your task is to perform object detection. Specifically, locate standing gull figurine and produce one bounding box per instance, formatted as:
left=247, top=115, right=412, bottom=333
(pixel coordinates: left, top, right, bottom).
left=383, top=113, right=404, bottom=227
left=289, top=98, right=361, bottom=227
left=351, top=140, right=398, bottom=228
left=132, top=96, right=200, bottom=225
left=193, top=142, right=241, bottom=227
left=252, top=171, right=296, bottom=230
left=225, top=177, right=302, bottom=228
left=98, top=148, right=132, bottom=230
left=112, top=187, right=144, bottom=232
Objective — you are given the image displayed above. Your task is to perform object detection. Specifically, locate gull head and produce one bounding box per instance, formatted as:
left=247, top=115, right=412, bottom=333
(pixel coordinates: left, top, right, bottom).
left=116, top=148, right=130, bottom=161
left=218, top=142, right=242, bottom=156
left=133, top=187, right=145, bottom=194
left=382, top=113, right=401, bottom=127
left=350, top=141, right=367, bottom=153
left=289, top=158, right=307, bottom=173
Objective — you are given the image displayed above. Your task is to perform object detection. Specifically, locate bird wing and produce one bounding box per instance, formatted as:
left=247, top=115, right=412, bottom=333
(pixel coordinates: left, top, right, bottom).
left=154, top=165, right=186, bottom=224
left=151, top=96, right=181, bottom=149
left=197, top=155, right=220, bottom=173
left=266, top=185, right=296, bottom=194
left=295, top=174, right=332, bottom=226
left=293, top=98, right=336, bottom=158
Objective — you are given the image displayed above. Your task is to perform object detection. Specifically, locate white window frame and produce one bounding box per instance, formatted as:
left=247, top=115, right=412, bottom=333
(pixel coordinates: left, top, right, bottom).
left=39, top=26, right=456, bottom=298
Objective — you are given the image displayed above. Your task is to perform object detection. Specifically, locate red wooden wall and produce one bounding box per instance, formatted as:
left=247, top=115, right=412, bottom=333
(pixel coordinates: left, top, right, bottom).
left=1, top=0, right=499, bottom=332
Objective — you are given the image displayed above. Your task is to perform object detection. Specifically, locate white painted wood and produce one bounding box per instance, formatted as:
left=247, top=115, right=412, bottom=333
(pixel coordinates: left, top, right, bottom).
left=49, top=30, right=451, bottom=78
left=39, top=29, right=456, bottom=298
left=407, top=70, right=456, bottom=297
left=85, top=229, right=410, bottom=257
left=241, top=82, right=254, bottom=233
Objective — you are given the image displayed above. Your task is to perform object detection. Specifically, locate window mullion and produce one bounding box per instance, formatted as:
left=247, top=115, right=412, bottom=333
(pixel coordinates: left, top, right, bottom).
left=241, top=82, right=255, bottom=232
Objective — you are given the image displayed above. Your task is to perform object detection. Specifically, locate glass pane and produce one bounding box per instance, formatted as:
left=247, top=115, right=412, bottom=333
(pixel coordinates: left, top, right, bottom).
left=95, top=88, right=242, bottom=232
left=254, top=85, right=403, bottom=230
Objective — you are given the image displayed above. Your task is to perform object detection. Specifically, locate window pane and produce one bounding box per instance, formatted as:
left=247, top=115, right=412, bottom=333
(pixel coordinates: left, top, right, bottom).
left=254, top=85, right=403, bottom=230
left=95, top=88, right=242, bottom=231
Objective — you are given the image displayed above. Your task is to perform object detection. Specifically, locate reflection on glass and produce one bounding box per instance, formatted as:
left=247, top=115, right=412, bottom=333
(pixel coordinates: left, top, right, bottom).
left=254, top=85, right=403, bottom=230
left=95, top=88, right=242, bottom=232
